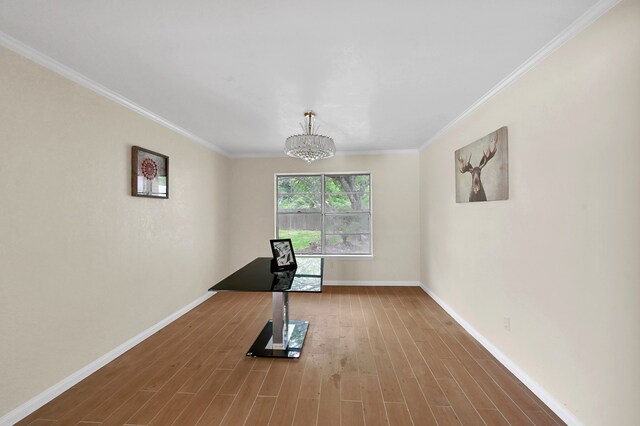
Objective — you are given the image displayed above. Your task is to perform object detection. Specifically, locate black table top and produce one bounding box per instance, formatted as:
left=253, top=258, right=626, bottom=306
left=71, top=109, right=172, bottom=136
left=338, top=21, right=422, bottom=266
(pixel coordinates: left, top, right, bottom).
left=209, top=257, right=323, bottom=293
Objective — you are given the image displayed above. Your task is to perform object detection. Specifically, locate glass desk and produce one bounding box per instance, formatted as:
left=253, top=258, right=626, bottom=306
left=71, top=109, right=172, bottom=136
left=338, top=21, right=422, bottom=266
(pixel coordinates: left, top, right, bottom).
left=208, top=257, right=323, bottom=358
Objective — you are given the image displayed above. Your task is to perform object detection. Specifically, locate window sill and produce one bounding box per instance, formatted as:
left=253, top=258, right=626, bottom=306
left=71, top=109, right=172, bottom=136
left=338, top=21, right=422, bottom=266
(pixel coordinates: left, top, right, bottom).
left=298, top=254, right=374, bottom=260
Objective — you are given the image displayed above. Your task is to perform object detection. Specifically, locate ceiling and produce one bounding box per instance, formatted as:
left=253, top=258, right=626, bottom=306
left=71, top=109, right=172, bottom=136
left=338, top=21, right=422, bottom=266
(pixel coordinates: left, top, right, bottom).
left=0, top=0, right=603, bottom=157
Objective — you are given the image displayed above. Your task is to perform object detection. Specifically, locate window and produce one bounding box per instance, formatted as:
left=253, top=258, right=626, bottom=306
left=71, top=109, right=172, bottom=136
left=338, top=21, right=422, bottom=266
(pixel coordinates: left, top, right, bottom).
left=276, top=173, right=372, bottom=256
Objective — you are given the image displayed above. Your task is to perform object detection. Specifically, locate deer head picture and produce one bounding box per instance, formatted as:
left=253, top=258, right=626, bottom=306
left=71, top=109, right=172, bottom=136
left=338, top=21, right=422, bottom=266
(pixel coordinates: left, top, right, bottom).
left=455, top=127, right=508, bottom=203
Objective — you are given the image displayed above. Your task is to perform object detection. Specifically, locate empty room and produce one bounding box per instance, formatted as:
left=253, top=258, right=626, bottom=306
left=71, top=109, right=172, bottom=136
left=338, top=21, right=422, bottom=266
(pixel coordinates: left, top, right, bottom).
left=1, top=0, right=638, bottom=425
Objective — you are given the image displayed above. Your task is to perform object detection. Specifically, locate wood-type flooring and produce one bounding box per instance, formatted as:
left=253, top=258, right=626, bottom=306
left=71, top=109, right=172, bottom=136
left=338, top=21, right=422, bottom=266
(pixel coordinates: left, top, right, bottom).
left=18, top=286, right=565, bottom=425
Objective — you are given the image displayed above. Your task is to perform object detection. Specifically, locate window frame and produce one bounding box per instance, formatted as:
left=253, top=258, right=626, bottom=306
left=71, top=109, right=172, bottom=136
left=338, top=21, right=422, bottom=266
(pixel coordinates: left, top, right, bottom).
left=274, top=172, right=373, bottom=258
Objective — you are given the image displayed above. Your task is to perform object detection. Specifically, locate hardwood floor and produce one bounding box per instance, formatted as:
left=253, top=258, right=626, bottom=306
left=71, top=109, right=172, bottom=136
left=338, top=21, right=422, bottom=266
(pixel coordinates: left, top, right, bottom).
left=18, top=287, right=565, bottom=425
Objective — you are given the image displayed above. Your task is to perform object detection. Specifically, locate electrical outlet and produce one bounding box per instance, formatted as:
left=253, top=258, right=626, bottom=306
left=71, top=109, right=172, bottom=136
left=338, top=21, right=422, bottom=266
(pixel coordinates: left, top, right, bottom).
left=503, top=317, right=511, bottom=332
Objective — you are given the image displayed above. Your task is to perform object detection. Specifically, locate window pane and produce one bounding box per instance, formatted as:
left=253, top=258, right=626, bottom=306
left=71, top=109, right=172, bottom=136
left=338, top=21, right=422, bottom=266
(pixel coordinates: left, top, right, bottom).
left=277, top=213, right=322, bottom=254
left=276, top=173, right=372, bottom=256
left=325, top=234, right=371, bottom=254
left=325, top=214, right=370, bottom=234
left=278, top=175, right=322, bottom=193
left=278, top=194, right=321, bottom=212
left=324, top=174, right=370, bottom=212
left=277, top=175, right=321, bottom=212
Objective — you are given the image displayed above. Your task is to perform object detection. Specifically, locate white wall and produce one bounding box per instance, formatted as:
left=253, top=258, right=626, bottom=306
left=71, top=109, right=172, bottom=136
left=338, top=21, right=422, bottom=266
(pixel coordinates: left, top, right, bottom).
left=0, top=46, right=230, bottom=416
left=419, top=1, right=640, bottom=424
left=229, top=154, right=421, bottom=283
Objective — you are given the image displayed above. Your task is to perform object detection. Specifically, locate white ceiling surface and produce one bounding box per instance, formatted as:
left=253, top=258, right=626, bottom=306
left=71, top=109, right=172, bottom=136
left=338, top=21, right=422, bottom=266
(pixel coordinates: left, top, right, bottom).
left=0, top=0, right=602, bottom=156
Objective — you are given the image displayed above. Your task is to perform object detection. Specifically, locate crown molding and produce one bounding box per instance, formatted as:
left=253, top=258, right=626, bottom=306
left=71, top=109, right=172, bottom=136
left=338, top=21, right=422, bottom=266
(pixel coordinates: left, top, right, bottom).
left=335, top=149, right=419, bottom=157
left=419, top=0, right=622, bottom=151
left=229, top=148, right=419, bottom=159
left=1, top=0, right=621, bottom=159
left=0, top=31, right=229, bottom=157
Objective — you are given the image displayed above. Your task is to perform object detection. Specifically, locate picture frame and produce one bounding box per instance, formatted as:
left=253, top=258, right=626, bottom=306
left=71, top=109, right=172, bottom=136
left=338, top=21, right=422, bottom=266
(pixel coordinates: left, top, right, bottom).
left=455, top=126, right=508, bottom=203
left=131, top=146, right=169, bottom=199
left=270, top=238, right=297, bottom=270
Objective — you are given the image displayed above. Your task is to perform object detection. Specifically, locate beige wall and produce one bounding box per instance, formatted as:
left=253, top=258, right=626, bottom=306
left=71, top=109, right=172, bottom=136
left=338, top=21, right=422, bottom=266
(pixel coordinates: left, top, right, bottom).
left=419, top=1, right=640, bottom=424
left=229, top=154, right=421, bottom=283
left=0, top=46, right=230, bottom=416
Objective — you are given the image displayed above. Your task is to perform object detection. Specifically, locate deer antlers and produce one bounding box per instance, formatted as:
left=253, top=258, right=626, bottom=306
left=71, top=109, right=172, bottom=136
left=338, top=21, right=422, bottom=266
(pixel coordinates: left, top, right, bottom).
left=478, top=138, right=498, bottom=169
left=458, top=138, right=498, bottom=173
left=458, top=154, right=473, bottom=174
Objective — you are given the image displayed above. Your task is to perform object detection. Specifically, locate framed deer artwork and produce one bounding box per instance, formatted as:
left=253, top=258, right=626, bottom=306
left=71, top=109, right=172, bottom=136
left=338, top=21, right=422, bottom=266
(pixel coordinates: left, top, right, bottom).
left=455, top=127, right=508, bottom=203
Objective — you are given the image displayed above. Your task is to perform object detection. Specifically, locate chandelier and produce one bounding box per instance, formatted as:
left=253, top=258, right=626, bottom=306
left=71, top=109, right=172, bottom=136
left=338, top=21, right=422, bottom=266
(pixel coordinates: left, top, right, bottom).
left=285, top=111, right=335, bottom=162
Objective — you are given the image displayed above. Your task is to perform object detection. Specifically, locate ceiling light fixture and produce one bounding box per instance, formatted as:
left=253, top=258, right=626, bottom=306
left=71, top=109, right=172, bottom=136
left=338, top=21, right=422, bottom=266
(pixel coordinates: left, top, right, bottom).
left=285, top=111, right=335, bottom=162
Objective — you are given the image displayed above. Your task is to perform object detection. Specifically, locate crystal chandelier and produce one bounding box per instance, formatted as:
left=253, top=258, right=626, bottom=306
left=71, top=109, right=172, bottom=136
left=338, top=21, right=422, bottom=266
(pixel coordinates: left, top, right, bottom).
left=285, top=111, right=335, bottom=162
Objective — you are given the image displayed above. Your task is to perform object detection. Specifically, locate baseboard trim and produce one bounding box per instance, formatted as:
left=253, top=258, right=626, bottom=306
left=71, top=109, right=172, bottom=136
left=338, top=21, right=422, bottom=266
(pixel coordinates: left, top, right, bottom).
left=324, top=280, right=420, bottom=287
left=0, top=292, right=216, bottom=426
left=418, top=283, right=582, bottom=426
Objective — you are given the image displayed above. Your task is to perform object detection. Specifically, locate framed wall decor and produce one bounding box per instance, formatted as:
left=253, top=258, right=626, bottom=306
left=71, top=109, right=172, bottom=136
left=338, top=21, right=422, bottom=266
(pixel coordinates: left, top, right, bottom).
left=131, top=146, right=169, bottom=199
left=455, top=126, right=509, bottom=203
left=270, top=238, right=297, bottom=270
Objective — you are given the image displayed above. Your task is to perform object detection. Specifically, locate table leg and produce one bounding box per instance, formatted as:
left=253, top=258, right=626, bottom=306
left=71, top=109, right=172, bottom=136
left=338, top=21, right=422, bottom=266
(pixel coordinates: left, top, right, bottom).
left=271, top=292, right=289, bottom=349
left=246, top=293, right=310, bottom=358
